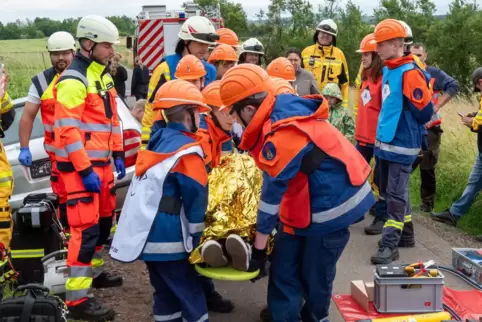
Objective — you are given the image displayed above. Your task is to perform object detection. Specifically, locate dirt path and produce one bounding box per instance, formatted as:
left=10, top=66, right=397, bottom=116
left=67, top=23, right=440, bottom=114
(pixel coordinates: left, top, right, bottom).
left=95, top=213, right=482, bottom=322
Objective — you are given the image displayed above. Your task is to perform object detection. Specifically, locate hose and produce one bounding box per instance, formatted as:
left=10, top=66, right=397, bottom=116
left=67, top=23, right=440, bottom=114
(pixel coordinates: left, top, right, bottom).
left=427, top=264, right=482, bottom=291
left=442, top=303, right=462, bottom=321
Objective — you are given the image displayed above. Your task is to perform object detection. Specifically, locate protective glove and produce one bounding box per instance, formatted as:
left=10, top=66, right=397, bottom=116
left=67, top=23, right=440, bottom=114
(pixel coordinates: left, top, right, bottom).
left=247, top=247, right=267, bottom=283
left=114, top=158, right=125, bottom=180
left=18, top=147, right=32, bottom=166
left=81, top=171, right=101, bottom=193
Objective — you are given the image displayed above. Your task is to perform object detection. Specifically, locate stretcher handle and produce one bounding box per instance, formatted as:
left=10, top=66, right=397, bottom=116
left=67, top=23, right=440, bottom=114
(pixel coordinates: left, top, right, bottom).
left=41, top=250, right=68, bottom=263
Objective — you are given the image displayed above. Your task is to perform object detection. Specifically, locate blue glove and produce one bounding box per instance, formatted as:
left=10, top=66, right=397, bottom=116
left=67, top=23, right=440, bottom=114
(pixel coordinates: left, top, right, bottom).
left=19, top=147, right=32, bottom=166
left=81, top=171, right=101, bottom=193
left=115, top=159, right=125, bottom=180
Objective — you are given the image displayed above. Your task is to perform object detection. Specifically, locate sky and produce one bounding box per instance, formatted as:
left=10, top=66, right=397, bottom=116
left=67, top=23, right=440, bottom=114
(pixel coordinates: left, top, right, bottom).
left=1, top=0, right=453, bottom=23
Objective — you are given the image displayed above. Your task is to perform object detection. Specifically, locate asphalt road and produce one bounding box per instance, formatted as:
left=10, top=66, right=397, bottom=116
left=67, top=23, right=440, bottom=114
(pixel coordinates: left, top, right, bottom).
left=207, top=214, right=481, bottom=322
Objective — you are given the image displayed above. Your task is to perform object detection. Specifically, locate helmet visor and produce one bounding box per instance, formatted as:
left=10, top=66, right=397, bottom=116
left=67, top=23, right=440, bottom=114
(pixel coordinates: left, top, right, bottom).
left=318, top=24, right=336, bottom=35
left=192, top=33, right=220, bottom=43
left=244, top=45, right=264, bottom=52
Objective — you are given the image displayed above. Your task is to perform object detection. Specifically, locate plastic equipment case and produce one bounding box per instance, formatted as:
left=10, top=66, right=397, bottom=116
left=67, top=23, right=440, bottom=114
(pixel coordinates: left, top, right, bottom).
left=374, top=268, right=444, bottom=313
left=452, top=248, right=482, bottom=286
left=10, top=193, right=63, bottom=285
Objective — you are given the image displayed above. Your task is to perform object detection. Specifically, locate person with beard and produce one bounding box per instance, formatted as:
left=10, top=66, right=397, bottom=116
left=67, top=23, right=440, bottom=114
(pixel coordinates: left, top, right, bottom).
left=53, top=16, right=125, bottom=321
left=18, top=31, right=76, bottom=230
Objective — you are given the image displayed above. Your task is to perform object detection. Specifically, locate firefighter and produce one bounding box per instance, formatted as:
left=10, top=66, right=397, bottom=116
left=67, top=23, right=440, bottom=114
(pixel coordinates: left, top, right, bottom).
left=18, top=31, right=76, bottom=229
left=238, top=38, right=265, bottom=65
left=219, top=64, right=375, bottom=322
left=271, top=77, right=296, bottom=96
left=0, top=70, right=17, bottom=294
left=353, top=33, right=386, bottom=236
left=410, top=43, right=459, bottom=212
left=111, top=79, right=211, bottom=322
left=215, top=28, right=241, bottom=50
left=199, top=81, right=234, bottom=171
left=302, top=19, right=349, bottom=108
left=141, top=16, right=219, bottom=150
left=207, top=44, right=238, bottom=80
left=266, top=57, right=296, bottom=83
left=370, top=19, right=433, bottom=264
left=54, top=15, right=125, bottom=320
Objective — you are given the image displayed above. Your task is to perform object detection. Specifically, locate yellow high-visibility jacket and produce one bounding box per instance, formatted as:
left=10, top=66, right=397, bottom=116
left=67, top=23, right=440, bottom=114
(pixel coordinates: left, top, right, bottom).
left=301, top=44, right=349, bottom=108
left=141, top=62, right=171, bottom=150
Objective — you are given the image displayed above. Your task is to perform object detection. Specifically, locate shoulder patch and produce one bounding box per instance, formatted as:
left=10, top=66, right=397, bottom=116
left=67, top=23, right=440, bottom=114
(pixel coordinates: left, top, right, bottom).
left=382, top=83, right=391, bottom=102
left=413, top=88, right=423, bottom=100
left=262, top=141, right=277, bottom=161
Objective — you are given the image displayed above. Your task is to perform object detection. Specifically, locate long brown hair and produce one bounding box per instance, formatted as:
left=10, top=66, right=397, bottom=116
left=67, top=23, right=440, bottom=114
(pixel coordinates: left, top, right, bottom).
left=110, top=53, right=122, bottom=76
left=362, top=52, right=383, bottom=83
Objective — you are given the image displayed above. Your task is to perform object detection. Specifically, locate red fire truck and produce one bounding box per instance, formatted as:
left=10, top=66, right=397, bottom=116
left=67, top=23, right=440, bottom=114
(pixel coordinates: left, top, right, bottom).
left=127, top=3, right=223, bottom=74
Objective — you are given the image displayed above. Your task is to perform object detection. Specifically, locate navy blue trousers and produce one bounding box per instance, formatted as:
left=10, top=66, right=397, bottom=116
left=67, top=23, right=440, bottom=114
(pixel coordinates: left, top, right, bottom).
left=268, top=228, right=350, bottom=322
left=146, top=260, right=208, bottom=322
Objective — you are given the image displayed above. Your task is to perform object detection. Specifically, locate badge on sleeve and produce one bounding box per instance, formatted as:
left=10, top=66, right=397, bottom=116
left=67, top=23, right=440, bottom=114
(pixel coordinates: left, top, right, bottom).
left=262, top=141, right=277, bottom=161
left=413, top=88, right=423, bottom=100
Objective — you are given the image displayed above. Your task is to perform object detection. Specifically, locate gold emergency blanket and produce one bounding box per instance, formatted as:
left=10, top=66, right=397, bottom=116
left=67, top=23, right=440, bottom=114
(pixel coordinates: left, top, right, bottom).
left=189, top=153, right=263, bottom=264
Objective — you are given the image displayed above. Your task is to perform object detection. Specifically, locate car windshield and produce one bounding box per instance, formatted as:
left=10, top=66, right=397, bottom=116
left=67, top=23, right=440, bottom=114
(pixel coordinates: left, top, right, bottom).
left=3, top=103, right=45, bottom=146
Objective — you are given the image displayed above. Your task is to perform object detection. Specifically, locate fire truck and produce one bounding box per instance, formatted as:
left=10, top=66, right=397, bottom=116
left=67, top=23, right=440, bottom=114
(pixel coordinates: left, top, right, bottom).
left=126, top=3, right=223, bottom=74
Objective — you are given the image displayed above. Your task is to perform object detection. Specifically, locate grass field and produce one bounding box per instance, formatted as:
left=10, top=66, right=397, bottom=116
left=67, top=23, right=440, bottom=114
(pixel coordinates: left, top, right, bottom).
left=1, top=38, right=481, bottom=238
left=0, top=38, right=133, bottom=99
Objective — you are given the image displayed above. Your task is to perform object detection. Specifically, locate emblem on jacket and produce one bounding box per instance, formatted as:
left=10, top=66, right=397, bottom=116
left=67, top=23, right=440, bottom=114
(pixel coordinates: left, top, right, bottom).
left=382, top=83, right=390, bottom=102
left=361, top=89, right=372, bottom=106
left=262, top=141, right=276, bottom=161
left=413, top=88, right=423, bottom=100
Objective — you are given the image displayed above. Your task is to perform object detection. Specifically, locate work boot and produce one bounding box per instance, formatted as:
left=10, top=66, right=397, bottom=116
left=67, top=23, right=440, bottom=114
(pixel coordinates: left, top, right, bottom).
left=371, top=246, right=399, bottom=265
left=202, top=240, right=228, bottom=268
left=378, top=238, right=415, bottom=248
left=431, top=209, right=458, bottom=227
left=67, top=298, right=115, bottom=321
left=364, top=217, right=385, bottom=235
left=92, top=271, right=123, bottom=289
left=260, top=306, right=271, bottom=322
left=226, top=234, right=251, bottom=272
left=206, top=291, right=235, bottom=313
left=419, top=203, right=433, bottom=213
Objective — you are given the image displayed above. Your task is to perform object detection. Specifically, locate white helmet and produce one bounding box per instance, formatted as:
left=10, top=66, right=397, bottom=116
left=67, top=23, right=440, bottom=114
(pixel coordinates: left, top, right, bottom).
left=240, top=38, right=264, bottom=56
left=47, top=31, right=76, bottom=52
left=178, top=16, right=219, bottom=45
left=399, top=20, right=413, bottom=45
left=316, top=19, right=338, bottom=37
left=76, top=15, right=120, bottom=44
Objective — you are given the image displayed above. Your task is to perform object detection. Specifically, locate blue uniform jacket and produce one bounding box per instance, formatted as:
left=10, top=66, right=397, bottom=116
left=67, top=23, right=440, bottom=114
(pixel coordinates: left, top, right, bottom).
left=256, top=94, right=375, bottom=236
left=140, top=122, right=208, bottom=262
left=375, top=57, right=434, bottom=164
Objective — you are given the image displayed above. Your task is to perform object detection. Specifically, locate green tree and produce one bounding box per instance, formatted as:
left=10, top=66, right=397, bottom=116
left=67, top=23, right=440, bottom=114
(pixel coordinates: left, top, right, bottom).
left=190, top=0, right=249, bottom=36
left=336, top=1, right=373, bottom=82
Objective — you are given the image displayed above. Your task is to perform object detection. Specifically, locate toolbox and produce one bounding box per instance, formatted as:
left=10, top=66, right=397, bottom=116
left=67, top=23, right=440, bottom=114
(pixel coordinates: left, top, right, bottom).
left=374, top=268, right=444, bottom=313
left=452, top=248, right=482, bottom=286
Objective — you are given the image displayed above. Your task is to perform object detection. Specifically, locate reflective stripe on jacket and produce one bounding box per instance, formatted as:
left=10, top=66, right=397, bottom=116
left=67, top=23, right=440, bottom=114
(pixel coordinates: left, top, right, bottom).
left=54, top=52, right=124, bottom=176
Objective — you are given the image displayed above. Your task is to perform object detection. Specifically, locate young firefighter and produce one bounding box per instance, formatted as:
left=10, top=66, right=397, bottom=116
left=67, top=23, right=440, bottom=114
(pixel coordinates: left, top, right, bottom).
left=370, top=19, right=433, bottom=264
left=266, top=57, right=296, bottom=83
left=323, top=82, right=355, bottom=141
left=219, top=64, right=375, bottom=322
left=239, top=38, right=265, bottom=65
left=111, top=79, right=211, bottom=322
left=149, top=55, right=236, bottom=313
left=271, top=77, right=297, bottom=96
left=354, top=33, right=386, bottom=236
left=141, top=16, right=218, bottom=150
left=207, top=44, right=238, bottom=80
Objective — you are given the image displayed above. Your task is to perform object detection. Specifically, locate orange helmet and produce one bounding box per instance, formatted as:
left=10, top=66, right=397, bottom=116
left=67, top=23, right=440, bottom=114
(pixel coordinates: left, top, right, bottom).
left=153, top=79, right=210, bottom=113
left=207, top=44, right=238, bottom=64
left=202, top=81, right=224, bottom=108
left=174, top=54, right=207, bottom=80
left=220, top=64, right=274, bottom=109
left=272, top=77, right=296, bottom=96
left=266, top=57, right=296, bottom=81
left=216, top=28, right=240, bottom=48
left=357, top=33, right=377, bottom=53
left=374, top=19, right=407, bottom=44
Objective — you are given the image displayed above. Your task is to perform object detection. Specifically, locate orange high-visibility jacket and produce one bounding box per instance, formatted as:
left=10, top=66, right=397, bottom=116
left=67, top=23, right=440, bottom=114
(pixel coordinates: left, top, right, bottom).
left=54, top=53, right=124, bottom=176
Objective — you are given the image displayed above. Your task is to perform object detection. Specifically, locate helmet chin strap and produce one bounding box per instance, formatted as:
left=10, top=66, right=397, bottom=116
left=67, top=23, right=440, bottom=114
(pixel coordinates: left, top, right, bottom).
left=80, top=40, right=105, bottom=65
left=188, top=108, right=198, bottom=133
